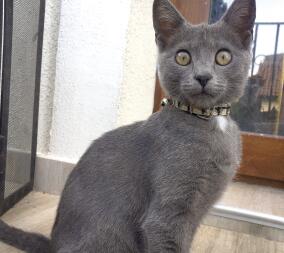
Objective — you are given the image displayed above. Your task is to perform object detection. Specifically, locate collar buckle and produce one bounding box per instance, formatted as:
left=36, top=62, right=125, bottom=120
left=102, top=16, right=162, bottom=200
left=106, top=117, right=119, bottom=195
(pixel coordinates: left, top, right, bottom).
left=204, top=108, right=214, bottom=117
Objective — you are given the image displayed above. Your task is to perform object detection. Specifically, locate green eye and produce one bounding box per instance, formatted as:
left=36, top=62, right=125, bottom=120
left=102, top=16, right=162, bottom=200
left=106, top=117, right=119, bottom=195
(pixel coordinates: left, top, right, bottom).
left=176, top=51, right=191, bottom=66
left=216, top=50, right=232, bottom=66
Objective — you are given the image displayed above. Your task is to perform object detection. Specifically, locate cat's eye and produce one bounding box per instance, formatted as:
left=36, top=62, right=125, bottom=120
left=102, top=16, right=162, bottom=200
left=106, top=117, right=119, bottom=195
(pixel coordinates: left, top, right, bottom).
left=216, top=50, right=232, bottom=66
left=176, top=51, right=191, bottom=66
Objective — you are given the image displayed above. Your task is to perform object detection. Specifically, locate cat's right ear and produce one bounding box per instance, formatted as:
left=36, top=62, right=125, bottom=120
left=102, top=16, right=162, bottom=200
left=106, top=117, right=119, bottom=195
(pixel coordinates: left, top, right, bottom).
left=153, top=0, right=186, bottom=48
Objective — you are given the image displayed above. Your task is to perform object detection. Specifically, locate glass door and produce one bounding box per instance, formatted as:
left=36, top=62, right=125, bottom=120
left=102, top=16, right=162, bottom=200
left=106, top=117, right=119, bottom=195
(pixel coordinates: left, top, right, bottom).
left=0, top=0, right=45, bottom=214
left=211, top=0, right=284, bottom=182
left=0, top=0, right=12, bottom=208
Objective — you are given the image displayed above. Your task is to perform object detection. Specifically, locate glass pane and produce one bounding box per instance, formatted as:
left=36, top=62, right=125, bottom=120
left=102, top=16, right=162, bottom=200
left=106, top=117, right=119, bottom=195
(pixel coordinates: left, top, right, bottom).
left=5, top=0, right=40, bottom=197
left=210, top=0, right=284, bottom=137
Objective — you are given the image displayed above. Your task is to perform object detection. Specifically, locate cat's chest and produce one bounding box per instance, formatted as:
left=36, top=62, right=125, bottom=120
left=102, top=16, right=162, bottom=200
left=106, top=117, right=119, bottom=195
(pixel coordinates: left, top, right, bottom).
left=210, top=118, right=241, bottom=167
left=163, top=116, right=241, bottom=168
left=216, top=116, right=229, bottom=132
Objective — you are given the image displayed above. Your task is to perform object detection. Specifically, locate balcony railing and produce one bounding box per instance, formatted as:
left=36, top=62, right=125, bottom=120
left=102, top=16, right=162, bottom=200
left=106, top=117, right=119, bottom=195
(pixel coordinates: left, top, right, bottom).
left=232, top=22, right=284, bottom=136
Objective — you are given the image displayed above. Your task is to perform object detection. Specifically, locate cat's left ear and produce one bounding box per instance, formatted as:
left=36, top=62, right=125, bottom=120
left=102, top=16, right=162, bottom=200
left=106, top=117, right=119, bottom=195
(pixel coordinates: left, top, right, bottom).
left=153, top=0, right=186, bottom=48
left=221, top=0, right=256, bottom=48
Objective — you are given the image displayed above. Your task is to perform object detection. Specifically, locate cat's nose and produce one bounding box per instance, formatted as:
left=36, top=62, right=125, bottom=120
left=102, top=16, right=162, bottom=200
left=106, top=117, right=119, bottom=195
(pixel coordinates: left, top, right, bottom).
left=195, top=74, right=213, bottom=88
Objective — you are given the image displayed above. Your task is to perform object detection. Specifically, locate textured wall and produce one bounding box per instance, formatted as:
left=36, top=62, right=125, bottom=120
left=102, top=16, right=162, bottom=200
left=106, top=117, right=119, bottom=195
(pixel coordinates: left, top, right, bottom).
left=37, top=0, right=62, bottom=154
left=47, top=0, right=131, bottom=161
left=117, top=0, right=156, bottom=127
left=38, top=0, right=156, bottom=162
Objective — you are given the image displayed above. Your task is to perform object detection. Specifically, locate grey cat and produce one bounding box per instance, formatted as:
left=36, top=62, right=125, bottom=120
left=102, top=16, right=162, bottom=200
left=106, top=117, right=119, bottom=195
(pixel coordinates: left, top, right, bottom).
left=0, top=0, right=256, bottom=252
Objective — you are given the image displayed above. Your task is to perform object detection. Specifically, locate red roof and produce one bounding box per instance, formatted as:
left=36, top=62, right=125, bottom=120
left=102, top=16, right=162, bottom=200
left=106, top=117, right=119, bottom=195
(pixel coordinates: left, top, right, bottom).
left=256, top=54, right=284, bottom=97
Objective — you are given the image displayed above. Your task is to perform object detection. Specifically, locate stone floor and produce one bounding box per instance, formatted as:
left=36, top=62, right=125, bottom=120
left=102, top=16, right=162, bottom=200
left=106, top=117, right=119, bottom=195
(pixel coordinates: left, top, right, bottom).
left=0, top=192, right=284, bottom=252
left=219, top=181, right=284, bottom=217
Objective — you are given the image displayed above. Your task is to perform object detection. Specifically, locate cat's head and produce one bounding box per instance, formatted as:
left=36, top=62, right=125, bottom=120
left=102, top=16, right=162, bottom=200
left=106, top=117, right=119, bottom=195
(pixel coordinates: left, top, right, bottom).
left=153, top=0, right=256, bottom=109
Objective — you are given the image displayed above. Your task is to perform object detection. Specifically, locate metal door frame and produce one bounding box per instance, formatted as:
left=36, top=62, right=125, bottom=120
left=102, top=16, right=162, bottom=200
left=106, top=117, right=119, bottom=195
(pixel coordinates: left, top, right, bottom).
left=0, top=0, right=13, bottom=211
left=0, top=0, right=45, bottom=214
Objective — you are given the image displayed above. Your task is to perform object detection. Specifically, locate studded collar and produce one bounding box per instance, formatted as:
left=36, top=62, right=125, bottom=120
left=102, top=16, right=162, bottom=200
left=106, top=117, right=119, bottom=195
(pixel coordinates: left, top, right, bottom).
left=161, top=98, right=231, bottom=120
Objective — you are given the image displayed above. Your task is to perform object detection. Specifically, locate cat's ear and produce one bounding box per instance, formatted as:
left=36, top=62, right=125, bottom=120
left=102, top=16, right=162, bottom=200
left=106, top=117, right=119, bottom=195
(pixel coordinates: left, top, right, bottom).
left=153, top=0, right=186, bottom=47
left=221, top=0, right=256, bottom=48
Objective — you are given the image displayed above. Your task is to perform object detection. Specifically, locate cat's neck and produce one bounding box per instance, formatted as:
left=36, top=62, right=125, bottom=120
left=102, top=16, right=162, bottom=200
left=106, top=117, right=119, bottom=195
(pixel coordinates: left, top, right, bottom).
left=157, top=104, right=232, bottom=133
left=161, top=98, right=231, bottom=121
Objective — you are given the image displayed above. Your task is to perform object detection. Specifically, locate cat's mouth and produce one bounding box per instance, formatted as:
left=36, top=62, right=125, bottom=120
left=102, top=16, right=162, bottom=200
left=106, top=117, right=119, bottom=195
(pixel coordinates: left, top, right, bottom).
left=189, top=89, right=215, bottom=98
left=181, top=82, right=220, bottom=98
left=199, top=89, right=214, bottom=97
left=181, top=88, right=222, bottom=108
left=180, top=82, right=226, bottom=108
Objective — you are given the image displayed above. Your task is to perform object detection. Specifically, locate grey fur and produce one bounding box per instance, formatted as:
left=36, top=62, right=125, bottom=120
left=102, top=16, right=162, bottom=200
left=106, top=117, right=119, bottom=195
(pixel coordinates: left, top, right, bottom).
left=0, top=0, right=256, bottom=252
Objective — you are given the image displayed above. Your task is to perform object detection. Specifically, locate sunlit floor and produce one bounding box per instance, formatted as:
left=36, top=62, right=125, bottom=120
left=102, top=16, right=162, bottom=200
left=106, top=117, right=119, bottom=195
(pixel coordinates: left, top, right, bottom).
left=0, top=192, right=284, bottom=253
left=219, top=181, right=284, bottom=217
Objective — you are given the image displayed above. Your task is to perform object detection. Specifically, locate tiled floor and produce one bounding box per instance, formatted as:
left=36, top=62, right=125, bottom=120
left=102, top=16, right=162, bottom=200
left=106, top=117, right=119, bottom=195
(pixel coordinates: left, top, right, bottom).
left=0, top=192, right=284, bottom=253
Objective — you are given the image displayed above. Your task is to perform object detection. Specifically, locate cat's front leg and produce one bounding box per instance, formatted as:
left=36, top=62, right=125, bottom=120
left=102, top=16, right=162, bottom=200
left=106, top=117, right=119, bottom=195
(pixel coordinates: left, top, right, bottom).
left=142, top=202, right=193, bottom=253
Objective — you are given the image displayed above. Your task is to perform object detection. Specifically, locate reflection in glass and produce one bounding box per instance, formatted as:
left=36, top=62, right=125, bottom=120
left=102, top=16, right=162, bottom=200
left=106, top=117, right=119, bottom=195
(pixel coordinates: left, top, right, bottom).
left=210, top=0, right=284, bottom=137
left=232, top=25, right=284, bottom=136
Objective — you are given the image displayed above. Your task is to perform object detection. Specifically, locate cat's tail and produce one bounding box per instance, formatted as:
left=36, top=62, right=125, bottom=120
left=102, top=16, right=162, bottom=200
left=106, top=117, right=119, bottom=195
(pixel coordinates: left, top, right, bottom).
left=0, top=220, right=52, bottom=253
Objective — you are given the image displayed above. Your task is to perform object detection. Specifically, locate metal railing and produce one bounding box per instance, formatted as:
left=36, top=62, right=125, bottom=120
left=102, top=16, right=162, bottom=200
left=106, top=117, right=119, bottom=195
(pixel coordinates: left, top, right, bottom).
left=251, top=22, right=284, bottom=112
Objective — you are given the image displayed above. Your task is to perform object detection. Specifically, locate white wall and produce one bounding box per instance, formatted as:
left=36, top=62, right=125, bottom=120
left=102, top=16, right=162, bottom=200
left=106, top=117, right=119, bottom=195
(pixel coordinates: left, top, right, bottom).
left=38, top=0, right=62, bottom=154
left=117, top=0, right=157, bottom=127
left=38, top=0, right=156, bottom=162
left=48, top=0, right=132, bottom=162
